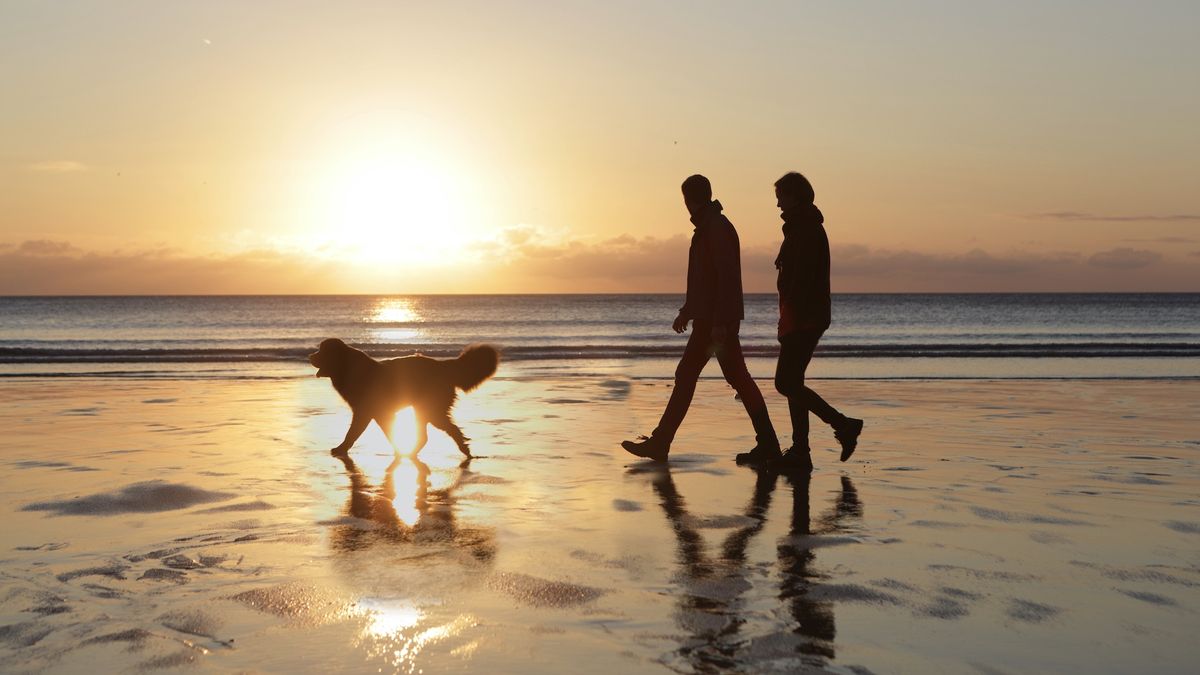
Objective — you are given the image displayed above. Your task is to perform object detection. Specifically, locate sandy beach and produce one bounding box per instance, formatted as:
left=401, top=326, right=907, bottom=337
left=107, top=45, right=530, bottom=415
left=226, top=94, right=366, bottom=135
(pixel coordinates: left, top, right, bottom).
left=1, top=373, right=1198, bottom=673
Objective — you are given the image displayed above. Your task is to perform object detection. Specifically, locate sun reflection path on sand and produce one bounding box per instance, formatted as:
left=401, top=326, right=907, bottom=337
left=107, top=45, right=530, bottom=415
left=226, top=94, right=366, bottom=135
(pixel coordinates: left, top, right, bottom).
left=369, top=299, right=422, bottom=341
left=353, top=598, right=478, bottom=674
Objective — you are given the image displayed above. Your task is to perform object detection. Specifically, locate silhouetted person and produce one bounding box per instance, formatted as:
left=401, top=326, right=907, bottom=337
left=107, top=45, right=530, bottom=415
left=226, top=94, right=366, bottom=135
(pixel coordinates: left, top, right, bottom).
left=623, top=175, right=780, bottom=463
left=766, top=172, right=863, bottom=472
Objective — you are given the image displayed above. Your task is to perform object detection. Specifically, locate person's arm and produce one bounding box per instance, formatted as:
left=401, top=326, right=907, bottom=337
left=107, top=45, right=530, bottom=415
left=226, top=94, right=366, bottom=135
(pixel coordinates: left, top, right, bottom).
left=795, top=228, right=826, bottom=330
left=675, top=236, right=696, bottom=333
left=781, top=238, right=805, bottom=330
left=779, top=229, right=820, bottom=333
left=711, top=222, right=741, bottom=325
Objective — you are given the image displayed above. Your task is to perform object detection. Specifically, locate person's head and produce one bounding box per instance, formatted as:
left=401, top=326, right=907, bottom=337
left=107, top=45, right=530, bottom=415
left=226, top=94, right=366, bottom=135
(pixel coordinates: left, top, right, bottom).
left=774, top=172, right=814, bottom=212
left=681, top=174, right=712, bottom=216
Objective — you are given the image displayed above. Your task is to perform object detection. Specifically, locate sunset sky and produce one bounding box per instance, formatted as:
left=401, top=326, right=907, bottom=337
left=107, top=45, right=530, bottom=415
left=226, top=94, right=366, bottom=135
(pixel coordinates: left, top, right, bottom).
left=2, top=1, right=1197, bottom=293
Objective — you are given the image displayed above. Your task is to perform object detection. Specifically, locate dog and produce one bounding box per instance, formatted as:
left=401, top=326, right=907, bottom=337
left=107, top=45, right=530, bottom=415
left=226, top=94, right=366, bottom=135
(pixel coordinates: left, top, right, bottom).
left=309, top=338, right=499, bottom=457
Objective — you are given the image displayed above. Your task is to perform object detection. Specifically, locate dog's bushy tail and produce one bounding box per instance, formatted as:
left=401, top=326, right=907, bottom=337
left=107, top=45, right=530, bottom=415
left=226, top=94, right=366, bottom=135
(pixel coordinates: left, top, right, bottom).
left=451, top=344, right=499, bottom=392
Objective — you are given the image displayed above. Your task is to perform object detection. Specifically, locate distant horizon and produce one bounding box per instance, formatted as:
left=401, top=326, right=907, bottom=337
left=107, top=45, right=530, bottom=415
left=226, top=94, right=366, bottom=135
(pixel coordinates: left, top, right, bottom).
left=4, top=290, right=1199, bottom=298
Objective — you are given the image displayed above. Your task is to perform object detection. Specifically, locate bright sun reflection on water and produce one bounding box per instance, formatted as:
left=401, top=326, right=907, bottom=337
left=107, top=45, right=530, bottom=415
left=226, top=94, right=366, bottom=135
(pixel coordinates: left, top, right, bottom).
left=390, top=460, right=423, bottom=527
left=362, top=599, right=424, bottom=638
left=356, top=598, right=477, bottom=673
left=371, top=300, right=418, bottom=324
left=370, top=299, right=421, bottom=341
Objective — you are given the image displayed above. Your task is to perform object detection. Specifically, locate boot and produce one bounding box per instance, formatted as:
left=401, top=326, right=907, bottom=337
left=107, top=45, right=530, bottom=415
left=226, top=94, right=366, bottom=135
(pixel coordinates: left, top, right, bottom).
left=621, top=435, right=669, bottom=463
left=735, top=408, right=782, bottom=466
left=834, top=417, right=864, bottom=462
left=775, top=446, right=813, bottom=474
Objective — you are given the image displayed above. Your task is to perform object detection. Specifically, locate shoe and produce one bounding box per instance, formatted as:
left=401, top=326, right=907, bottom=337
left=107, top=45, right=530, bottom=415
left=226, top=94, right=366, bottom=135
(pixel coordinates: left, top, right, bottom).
left=834, top=417, right=864, bottom=462
left=621, top=435, right=669, bottom=463
left=735, top=440, right=782, bottom=467
left=775, top=446, right=813, bottom=474
left=739, top=407, right=781, bottom=466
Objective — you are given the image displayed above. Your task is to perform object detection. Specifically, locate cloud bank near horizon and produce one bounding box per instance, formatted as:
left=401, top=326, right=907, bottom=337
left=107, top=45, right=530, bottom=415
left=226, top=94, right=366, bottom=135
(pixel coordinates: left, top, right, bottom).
left=1, top=235, right=1196, bottom=294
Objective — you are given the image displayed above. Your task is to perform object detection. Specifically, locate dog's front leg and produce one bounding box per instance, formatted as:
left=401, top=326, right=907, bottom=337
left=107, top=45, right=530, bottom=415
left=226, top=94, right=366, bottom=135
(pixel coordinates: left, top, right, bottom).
left=331, top=411, right=371, bottom=455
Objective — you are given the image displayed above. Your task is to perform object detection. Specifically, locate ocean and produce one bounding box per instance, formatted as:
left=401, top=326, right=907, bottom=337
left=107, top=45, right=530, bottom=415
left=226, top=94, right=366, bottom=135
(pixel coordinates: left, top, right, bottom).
left=1, top=293, right=1197, bottom=379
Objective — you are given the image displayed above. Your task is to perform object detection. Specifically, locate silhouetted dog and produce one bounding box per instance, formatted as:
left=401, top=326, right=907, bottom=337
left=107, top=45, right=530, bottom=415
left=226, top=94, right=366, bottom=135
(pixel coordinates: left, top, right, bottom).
left=309, top=338, right=498, bottom=457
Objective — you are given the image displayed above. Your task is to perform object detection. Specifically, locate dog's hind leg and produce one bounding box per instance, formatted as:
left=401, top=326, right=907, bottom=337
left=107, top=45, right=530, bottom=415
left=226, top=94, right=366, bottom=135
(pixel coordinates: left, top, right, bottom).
left=332, top=411, right=371, bottom=455
left=410, top=416, right=430, bottom=457
left=375, top=413, right=401, bottom=455
left=431, top=415, right=471, bottom=457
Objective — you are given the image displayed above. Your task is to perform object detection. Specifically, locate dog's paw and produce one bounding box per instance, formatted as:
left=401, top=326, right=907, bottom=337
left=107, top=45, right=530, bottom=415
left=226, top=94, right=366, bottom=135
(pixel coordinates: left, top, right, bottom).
left=330, top=446, right=350, bottom=456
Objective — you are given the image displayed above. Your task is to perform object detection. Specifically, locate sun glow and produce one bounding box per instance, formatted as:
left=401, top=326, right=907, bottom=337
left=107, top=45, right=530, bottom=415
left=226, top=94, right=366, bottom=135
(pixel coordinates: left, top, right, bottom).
left=369, top=299, right=422, bottom=340
left=319, top=148, right=482, bottom=267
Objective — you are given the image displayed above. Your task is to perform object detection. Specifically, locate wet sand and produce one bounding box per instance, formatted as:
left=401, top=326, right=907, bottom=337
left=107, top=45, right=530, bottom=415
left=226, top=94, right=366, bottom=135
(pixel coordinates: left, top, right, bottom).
left=1, top=375, right=1198, bottom=673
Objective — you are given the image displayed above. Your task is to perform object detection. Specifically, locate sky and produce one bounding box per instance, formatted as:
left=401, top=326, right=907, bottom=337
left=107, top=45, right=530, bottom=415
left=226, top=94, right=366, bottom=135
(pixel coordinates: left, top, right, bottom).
left=2, top=0, right=1198, bottom=293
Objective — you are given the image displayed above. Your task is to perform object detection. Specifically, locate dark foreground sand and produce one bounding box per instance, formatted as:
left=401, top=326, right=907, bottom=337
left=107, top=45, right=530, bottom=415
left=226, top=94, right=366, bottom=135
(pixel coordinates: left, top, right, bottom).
left=0, top=375, right=1197, bottom=673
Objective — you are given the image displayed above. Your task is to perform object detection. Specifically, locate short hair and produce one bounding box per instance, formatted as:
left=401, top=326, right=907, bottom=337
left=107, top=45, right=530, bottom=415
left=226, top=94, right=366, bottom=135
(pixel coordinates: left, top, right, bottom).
left=681, top=174, right=712, bottom=203
left=775, top=172, right=815, bottom=204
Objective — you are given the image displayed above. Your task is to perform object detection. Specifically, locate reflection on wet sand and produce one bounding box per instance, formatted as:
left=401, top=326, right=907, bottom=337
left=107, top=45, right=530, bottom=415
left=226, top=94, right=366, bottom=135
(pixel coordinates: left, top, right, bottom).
left=647, top=467, right=862, bottom=670
left=331, top=455, right=495, bottom=560
left=780, top=474, right=862, bottom=659
left=330, top=455, right=497, bottom=672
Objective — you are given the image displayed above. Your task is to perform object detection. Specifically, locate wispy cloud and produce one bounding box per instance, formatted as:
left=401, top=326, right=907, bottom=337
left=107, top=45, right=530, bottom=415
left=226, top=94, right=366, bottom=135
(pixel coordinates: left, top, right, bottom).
left=834, top=245, right=1080, bottom=278
left=27, top=160, right=88, bottom=173
left=1088, top=248, right=1163, bottom=269
left=18, top=240, right=79, bottom=256
left=1122, top=236, right=1196, bottom=244
left=1027, top=211, right=1200, bottom=223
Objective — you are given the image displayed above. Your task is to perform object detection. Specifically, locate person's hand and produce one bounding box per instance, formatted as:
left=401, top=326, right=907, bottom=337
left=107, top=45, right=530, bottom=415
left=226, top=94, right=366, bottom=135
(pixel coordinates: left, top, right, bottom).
left=672, top=313, right=689, bottom=334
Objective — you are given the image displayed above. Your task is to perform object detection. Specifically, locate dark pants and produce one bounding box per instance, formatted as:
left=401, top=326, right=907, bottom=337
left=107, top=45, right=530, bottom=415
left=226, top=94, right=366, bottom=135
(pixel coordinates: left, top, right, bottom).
left=775, top=329, right=843, bottom=448
left=653, top=320, right=769, bottom=443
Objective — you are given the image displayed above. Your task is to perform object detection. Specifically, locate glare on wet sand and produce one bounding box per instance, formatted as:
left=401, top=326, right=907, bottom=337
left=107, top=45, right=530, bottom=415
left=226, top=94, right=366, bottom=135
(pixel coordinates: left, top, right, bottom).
left=0, top=376, right=1198, bottom=673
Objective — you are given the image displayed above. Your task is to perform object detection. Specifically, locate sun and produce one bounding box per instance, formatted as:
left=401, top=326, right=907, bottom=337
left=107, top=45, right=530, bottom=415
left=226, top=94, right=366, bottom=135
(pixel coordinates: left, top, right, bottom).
left=321, top=151, right=479, bottom=266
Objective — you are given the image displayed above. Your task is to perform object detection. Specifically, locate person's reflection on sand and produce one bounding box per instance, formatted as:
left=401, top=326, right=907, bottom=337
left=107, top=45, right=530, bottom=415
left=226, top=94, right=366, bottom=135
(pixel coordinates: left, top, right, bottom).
left=331, top=455, right=495, bottom=562
left=643, top=466, right=863, bottom=669
left=647, top=466, right=778, bottom=671
left=779, top=473, right=862, bottom=658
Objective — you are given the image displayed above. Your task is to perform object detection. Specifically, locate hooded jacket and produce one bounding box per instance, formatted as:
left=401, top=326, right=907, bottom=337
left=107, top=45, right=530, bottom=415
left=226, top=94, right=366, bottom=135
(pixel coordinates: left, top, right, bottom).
left=776, top=203, right=831, bottom=333
left=679, top=200, right=744, bottom=324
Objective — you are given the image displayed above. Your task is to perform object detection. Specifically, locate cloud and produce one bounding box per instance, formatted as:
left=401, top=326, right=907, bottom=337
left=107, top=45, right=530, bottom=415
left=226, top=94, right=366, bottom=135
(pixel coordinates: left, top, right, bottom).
left=1088, top=248, right=1162, bottom=269
left=1, top=235, right=1197, bottom=293
left=834, top=245, right=1080, bottom=279
left=1027, top=211, right=1200, bottom=223
left=18, top=240, right=79, bottom=256
left=481, top=228, right=1198, bottom=292
left=27, top=160, right=88, bottom=173
left=0, top=241, right=353, bottom=294
left=1122, top=236, right=1195, bottom=244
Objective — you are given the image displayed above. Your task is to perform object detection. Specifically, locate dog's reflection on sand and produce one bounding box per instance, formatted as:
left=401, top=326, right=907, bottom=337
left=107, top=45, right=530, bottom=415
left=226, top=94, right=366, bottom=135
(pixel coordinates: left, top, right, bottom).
left=330, top=455, right=496, bottom=563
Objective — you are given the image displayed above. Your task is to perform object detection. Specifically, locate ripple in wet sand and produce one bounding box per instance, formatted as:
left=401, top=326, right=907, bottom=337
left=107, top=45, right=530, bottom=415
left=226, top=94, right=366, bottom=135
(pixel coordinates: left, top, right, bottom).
left=487, top=572, right=606, bottom=608
left=23, top=481, right=234, bottom=516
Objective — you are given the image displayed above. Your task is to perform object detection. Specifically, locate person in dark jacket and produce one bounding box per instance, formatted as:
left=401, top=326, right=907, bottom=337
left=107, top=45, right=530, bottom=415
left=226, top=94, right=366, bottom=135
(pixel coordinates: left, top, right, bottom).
left=622, top=175, right=780, bottom=464
left=764, top=172, right=863, bottom=472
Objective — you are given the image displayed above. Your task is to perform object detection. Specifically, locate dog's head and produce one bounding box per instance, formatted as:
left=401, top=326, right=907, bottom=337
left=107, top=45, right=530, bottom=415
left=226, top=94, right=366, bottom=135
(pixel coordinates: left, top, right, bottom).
left=309, top=338, right=350, bottom=378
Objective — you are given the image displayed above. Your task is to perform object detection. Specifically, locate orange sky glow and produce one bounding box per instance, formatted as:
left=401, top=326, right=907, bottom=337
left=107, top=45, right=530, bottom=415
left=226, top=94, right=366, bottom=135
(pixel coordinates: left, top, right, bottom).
left=2, top=2, right=1197, bottom=293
